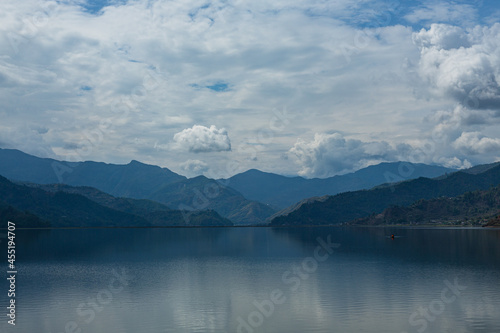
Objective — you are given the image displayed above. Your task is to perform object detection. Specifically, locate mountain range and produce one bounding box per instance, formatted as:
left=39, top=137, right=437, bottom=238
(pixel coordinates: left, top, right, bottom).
left=0, top=148, right=456, bottom=226
left=0, top=149, right=272, bottom=224
left=3, top=148, right=499, bottom=228
left=270, top=163, right=500, bottom=226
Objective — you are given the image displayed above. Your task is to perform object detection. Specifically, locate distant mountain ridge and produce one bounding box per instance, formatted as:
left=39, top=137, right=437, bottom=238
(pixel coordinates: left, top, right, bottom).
left=0, top=149, right=273, bottom=224
left=0, top=148, right=185, bottom=197
left=270, top=164, right=500, bottom=226
left=224, top=162, right=455, bottom=208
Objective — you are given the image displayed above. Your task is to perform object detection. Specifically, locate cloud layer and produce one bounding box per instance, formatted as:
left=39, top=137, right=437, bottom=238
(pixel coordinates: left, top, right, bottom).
left=0, top=0, right=499, bottom=177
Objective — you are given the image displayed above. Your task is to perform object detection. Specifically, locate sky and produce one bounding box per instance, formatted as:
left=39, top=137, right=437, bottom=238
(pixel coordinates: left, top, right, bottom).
left=1, top=0, right=500, bottom=179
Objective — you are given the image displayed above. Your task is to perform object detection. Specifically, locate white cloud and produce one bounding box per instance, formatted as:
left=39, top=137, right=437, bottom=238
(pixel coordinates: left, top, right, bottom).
left=287, top=128, right=490, bottom=177
left=173, top=125, right=231, bottom=153
left=288, top=132, right=404, bottom=178
left=436, top=156, right=472, bottom=169
left=452, top=131, right=500, bottom=155
left=413, top=23, right=500, bottom=110
left=411, top=24, right=500, bottom=167
left=413, top=24, right=471, bottom=50
left=179, top=159, right=209, bottom=177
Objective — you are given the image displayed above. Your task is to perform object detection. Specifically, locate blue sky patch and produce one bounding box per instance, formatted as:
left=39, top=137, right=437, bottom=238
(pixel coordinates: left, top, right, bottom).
left=79, top=0, right=127, bottom=14
left=206, top=82, right=229, bottom=92
left=190, top=82, right=230, bottom=92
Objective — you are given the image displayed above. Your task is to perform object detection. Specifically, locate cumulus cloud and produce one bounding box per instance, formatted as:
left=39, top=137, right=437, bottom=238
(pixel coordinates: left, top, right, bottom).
left=413, top=23, right=500, bottom=110
left=452, top=132, right=500, bottom=155
left=413, top=24, right=471, bottom=49
left=410, top=21, right=500, bottom=169
left=179, top=159, right=209, bottom=176
left=173, top=125, right=231, bottom=153
left=288, top=132, right=404, bottom=178
left=288, top=130, right=484, bottom=177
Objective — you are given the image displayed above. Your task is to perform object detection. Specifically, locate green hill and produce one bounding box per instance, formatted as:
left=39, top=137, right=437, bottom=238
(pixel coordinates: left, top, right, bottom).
left=351, top=185, right=500, bottom=226
left=0, top=176, right=232, bottom=228
left=29, top=182, right=234, bottom=227
left=485, top=215, right=500, bottom=227
left=270, top=164, right=500, bottom=226
left=0, top=203, right=49, bottom=228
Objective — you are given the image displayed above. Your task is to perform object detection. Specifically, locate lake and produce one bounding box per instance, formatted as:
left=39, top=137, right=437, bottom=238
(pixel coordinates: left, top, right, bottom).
left=2, top=227, right=500, bottom=333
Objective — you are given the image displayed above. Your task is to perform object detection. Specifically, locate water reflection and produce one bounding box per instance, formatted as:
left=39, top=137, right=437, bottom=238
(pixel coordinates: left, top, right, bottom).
left=272, top=226, right=500, bottom=267
left=1, top=227, right=499, bottom=333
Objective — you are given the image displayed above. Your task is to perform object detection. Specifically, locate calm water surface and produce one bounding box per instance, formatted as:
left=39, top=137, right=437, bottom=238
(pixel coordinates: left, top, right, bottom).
left=1, top=227, right=500, bottom=333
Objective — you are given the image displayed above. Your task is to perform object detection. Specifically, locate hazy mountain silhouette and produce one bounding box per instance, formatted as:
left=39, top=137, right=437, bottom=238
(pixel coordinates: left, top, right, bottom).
left=0, top=148, right=184, bottom=197
left=225, top=162, right=455, bottom=209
